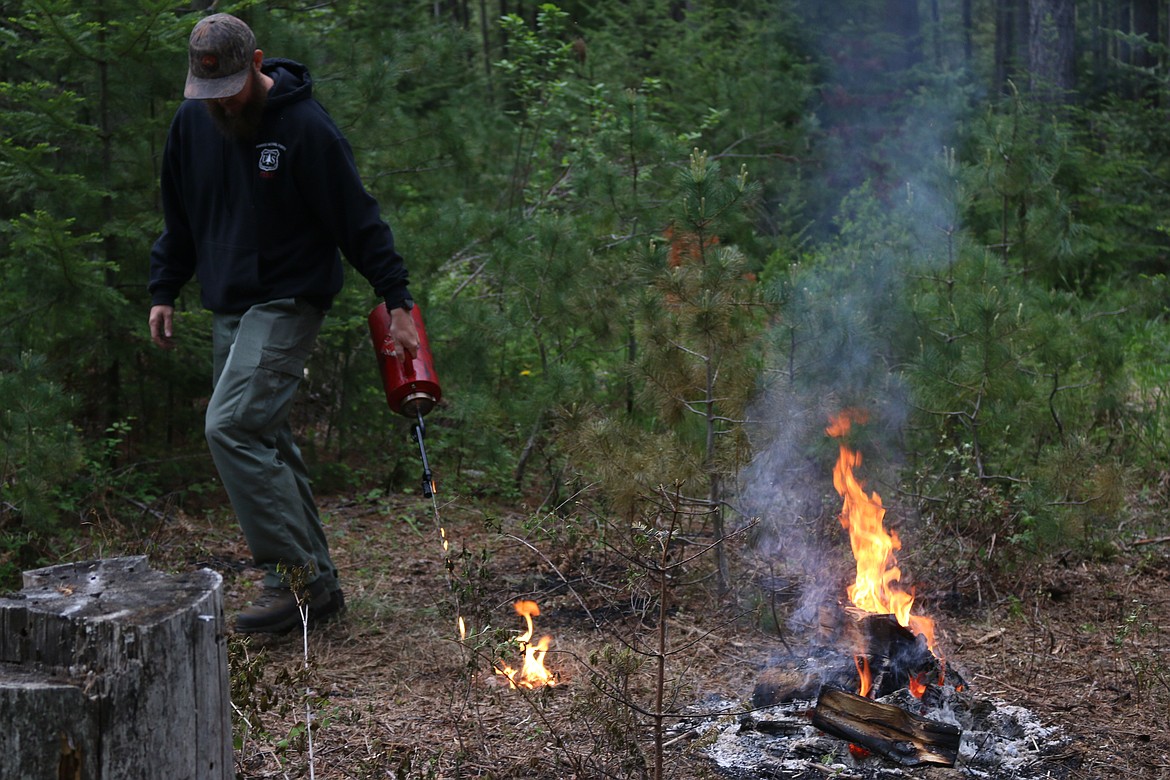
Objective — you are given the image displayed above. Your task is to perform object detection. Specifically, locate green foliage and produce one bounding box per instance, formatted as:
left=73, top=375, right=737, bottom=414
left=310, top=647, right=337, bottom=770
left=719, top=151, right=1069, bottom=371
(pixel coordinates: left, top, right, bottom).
left=0, top=354, right=83, bottom=531
left=2, top=0, right=1169, bottom=570
left=906, top=160, right=1135, bottom=550
left=1, top=211, right=118, bottom=351
left=1061, top=96, right=1170, bottom=283
left=767, top=108, right=1143, bottom=562
left=563, top=412, right=703, bottom=520
left=571, top=643, right=650, bottom=776
left=912, top=440, right=1016, bottom=539
left=579, top=150, right=768, bottom=494
left=1, top=0, right=814, bottom=520
left=0, top=207, right=128, bottom=539
left=1, top=0, right=196, bottom=529
left=1112, top=598, right=1170, bottom=704
left=497, top=5, right=573, bottom=118
left=0, top=81, right=93, bottom=212
left=635, top=152, right=764, bottom=440
left=963, top=91, right=1107, bottom=294
left=566, top=151, right=768, bottom=591
left=911, top=250, right=1048, bottom=471
left=1119, top=291, right=1170, bottom=471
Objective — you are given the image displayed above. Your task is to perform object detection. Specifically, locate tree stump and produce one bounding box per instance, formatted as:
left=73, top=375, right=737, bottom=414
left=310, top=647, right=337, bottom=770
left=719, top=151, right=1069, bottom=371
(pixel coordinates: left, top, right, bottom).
left=0, top=556, right=233, bottom=779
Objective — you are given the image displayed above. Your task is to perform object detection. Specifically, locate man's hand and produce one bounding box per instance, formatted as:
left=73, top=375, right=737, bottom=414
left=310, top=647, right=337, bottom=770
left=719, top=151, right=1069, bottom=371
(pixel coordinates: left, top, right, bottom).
left=388, top=306, right=420, bottom=365
left=149, top=305, right=176, bottom=349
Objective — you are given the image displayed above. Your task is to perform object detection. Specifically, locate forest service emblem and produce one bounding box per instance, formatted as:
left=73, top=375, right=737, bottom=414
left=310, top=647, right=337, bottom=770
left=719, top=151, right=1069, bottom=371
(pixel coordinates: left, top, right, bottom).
left=258, top=148, right=280, bottom=172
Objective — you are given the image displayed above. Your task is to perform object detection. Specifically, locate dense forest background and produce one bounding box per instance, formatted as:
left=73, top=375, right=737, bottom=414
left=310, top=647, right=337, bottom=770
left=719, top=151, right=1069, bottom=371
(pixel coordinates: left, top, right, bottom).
left=2, top=0, right=1170, bottom=590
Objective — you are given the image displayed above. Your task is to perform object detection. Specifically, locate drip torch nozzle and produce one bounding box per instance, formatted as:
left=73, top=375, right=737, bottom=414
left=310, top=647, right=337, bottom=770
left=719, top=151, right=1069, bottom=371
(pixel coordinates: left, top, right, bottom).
left=413, top=409, right=435, bottom=498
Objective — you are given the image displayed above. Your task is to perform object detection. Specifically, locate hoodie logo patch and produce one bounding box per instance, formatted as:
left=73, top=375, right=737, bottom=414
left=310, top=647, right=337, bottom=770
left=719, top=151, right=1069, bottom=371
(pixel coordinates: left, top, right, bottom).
left=258, top=148, right=280, bottom=173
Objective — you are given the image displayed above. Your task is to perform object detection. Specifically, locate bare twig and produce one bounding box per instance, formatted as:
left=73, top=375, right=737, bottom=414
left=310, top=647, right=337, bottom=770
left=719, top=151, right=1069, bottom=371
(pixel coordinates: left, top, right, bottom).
left=500, top=532, right=598, bottom=630
left=1130, top=536, right=1170, bottom=547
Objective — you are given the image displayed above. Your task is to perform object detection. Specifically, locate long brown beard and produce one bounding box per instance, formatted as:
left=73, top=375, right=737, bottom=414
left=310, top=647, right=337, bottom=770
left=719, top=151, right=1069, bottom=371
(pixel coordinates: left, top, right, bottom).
left=204, top=75, right=268, bottom=141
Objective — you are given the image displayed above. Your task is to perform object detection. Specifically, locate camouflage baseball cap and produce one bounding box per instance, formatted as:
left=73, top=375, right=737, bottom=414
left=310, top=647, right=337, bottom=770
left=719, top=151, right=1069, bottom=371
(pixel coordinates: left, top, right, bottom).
left=184, top=14, right=256, bottom=100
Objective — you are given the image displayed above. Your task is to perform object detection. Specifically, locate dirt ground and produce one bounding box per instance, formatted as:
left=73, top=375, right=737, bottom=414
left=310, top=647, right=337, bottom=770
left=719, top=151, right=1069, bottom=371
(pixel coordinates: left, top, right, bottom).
left=124, top=486, right=1170, bottom=780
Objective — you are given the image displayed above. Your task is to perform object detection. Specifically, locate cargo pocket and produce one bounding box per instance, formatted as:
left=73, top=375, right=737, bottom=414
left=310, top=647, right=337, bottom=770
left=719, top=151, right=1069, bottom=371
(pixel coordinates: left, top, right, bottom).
left=231, top=347, right=307, bottom=433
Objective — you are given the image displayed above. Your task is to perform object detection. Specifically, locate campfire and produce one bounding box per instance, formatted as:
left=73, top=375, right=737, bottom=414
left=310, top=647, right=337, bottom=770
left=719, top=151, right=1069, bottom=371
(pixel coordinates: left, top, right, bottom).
left=828, top=410, right=935, bottom=654
left=493, top=599, right=558, bottom=689
left=695, top=410, right=1073, bottom=778
left=807, top=410, right=959, bottom=765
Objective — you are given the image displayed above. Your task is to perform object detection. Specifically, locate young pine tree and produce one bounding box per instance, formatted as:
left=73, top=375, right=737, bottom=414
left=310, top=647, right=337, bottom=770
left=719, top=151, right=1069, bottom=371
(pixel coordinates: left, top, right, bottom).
left=631, top=150, right=766, bottom=593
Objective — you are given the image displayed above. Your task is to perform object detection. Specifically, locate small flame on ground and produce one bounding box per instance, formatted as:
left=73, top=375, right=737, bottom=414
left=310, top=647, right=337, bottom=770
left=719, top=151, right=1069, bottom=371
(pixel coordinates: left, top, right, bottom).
left=828, top=411, right=937, bottom=656
left=494, top=600, right=557, bottom=689
left=457, top=615, right=466, bottom=641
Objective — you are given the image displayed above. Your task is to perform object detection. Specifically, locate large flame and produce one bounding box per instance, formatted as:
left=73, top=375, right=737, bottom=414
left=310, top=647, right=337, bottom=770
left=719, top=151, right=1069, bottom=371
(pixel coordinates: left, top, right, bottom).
left=494, top=600, right=557, bottom=689
left=828, top=411, right=935, bottom=650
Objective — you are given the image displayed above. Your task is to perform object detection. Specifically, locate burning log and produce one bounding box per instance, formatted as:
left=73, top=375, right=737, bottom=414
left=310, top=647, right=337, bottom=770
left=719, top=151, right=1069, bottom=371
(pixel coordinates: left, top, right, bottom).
left=811, top=687, right=960, bottom=767
left=856, top=611, right=955, bottom=697
left=752, top=610, right=964, bottom=707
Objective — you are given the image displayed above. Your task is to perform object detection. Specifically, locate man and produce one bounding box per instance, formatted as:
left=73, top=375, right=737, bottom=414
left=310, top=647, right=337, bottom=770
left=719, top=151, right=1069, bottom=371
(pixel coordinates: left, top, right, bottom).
left=149, top=13, right=419, bottom=634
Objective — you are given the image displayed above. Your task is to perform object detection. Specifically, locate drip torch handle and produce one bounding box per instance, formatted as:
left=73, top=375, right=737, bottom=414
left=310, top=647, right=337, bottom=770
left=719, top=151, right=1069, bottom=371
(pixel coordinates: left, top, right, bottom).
left=412, top=409, right=435, bottom=498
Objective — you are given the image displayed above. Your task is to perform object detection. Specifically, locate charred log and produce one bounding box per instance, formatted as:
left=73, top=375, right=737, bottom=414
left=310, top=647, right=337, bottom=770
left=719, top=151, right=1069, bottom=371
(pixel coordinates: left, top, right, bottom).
left=751, top=649, right=859, bottom=707
left=812, top=686, right=961, bottom=767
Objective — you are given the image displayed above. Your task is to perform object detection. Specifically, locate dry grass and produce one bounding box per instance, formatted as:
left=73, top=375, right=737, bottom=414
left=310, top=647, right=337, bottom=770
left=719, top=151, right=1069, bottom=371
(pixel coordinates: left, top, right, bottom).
left=102, top=487, right=1170, bottom=780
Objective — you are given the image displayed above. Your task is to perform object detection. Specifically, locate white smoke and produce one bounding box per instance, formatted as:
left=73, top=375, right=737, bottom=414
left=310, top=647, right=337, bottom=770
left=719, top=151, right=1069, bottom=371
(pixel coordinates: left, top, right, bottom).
left=737, top=2, right=968, bottom=639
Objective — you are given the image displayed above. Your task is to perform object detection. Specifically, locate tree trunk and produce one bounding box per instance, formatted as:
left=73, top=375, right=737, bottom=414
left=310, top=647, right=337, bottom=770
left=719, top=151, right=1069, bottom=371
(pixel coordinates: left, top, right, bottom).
left=1028, top=0, right=1076, bottom=103
left=0, top=556, right=233, bottom=780
left=995, top=0, right=1029, bottom=93
left=962, top=0, right=973, bottom=64
left=883, top=0, right=924, bottom=71
left=1089, top=0, right=1108, bottom=96
left=480, top=0, right=494, bottom=90
left=1116, top=0, right=1132, bottom=68
left=1130, top=0, right=1159, bottom=63
left=929, top=0, right=942, bottom=65
left=994, top=0, right=1013, bottom=92
left=98, top=1, right=122, bottom=435
left=1131, top=0, right=1160, bottom=99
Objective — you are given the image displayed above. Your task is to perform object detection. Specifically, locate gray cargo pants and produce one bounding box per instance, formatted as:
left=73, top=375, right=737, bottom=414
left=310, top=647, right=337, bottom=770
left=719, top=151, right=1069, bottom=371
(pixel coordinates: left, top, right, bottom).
left=206, top=297, right=338, bottom=592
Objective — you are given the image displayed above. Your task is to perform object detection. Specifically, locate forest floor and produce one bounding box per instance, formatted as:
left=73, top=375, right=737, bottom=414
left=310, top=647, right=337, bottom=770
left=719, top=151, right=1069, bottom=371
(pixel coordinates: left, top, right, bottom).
left=91, top=483, right=1170, bottom=780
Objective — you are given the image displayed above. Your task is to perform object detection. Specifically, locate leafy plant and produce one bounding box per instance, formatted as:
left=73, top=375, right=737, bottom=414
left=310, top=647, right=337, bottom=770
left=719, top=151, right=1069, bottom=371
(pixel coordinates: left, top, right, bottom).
left=1113, top=599, right=1170, bottom=704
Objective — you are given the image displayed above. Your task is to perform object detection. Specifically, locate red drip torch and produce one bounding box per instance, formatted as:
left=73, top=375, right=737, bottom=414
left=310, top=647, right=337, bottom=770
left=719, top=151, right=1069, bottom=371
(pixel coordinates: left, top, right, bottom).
left=368, top=302, right=442, bottom=497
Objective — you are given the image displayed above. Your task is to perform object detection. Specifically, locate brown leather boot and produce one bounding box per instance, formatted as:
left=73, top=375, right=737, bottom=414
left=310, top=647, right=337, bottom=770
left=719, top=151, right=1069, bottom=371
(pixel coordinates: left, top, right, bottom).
left=235, top=580, right=338, bottom=634
left=312, top=587, right=347, bottom=626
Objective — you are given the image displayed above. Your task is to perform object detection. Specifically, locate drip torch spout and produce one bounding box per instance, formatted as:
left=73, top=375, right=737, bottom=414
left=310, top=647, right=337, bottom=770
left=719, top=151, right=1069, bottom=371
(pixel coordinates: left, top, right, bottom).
left=413, top=408, right=435, bottom=498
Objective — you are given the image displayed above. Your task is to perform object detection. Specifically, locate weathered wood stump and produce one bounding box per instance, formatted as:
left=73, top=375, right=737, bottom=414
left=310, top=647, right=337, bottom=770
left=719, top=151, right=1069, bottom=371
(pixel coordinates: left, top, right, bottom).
left=0, top=556, right=233, bottom=779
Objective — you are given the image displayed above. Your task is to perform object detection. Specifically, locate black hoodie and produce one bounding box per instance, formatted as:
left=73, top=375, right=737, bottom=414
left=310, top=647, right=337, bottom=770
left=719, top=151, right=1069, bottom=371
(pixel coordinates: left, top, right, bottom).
left=149, top=59, right=410, bottom=314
